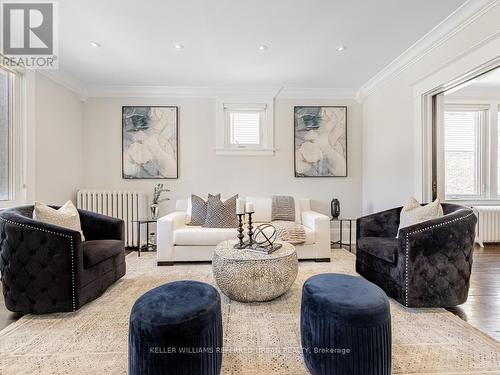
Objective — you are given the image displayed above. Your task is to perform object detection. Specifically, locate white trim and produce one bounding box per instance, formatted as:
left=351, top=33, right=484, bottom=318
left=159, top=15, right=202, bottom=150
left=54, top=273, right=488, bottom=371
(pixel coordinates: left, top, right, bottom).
left=36, top=75, right=357, bottom=100
left=277, top=87, right=357, bottom=99
left=223, top=103, right=267, bottom=110
left=83, top=85, right=358, bottom=99
left=215, top=97, right=275, bottom=156
left=412, top=33, right=500, bottom=98
left=356, top=0, right=498, bottom=102
left=415, top=37, right=500, bottom=203
left=214, top=149, right=276, bottom=156
left=86, top=86, right=282, bottom=99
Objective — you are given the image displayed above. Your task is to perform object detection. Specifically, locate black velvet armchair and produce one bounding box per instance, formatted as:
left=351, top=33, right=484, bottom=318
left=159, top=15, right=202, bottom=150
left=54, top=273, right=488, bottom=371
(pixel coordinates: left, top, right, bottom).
left=356, top=203, right=476, bottom=308
left=0, top=205, right=126, bottom=314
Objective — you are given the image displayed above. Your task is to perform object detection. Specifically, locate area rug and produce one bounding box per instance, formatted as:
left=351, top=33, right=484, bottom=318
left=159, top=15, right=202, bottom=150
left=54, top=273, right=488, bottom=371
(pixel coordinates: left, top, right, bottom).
left=0, top=250, right=499, bottom=374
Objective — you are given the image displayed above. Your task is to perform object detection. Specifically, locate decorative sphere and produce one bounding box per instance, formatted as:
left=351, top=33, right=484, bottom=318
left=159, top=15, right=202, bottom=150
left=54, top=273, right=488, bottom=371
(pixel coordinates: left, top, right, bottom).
left=253, top=224, right=277, bottom=247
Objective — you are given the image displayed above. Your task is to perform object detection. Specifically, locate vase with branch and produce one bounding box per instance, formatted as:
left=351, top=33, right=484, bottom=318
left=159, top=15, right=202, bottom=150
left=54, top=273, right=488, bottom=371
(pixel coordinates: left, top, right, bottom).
left=151, top=183, right=170, bottom=219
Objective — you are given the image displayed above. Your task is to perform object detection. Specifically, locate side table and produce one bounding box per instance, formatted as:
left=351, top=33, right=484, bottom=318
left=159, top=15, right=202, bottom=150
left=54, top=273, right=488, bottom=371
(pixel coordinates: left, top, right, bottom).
left=132, top=218, right=157, bottom=257
left=331, top=217, right=356, bottom=253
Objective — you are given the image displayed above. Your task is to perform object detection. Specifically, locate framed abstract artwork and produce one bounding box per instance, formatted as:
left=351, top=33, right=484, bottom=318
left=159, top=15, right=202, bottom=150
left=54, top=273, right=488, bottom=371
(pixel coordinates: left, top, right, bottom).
left=294, top=106, right=347, bottom=177
left=122, top=106, right=179, bottom=179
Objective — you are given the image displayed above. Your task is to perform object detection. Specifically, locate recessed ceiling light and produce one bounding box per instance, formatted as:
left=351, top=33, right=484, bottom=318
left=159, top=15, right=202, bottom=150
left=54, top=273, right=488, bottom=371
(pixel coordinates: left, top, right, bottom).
left=174, top=43, right=184, bottom=50
left=259, top=44, right=269, bottom=51
left=336, top=45, right=346, bottom=52
left=90, top=41, right=101, bottom=48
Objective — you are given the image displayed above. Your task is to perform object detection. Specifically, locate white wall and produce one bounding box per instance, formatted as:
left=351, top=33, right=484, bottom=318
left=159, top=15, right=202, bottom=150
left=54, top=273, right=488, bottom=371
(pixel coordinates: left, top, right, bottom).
left=82, top=97, right=363, bottom=217
left=362, top=3, right=500, bottom=213
left=33, top=73, right=84, bottom=204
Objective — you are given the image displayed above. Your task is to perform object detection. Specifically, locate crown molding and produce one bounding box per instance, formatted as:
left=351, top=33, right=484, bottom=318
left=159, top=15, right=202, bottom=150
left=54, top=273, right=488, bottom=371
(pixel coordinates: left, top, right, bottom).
left=356, top=0, right=499, bottom=103
left=84, top=86, right=284, bottom=99
left=82, top=85, right=357, bottom=100
left=38, top=70, right=84, bottom=99
left=276, top=87, right=357, bottom=99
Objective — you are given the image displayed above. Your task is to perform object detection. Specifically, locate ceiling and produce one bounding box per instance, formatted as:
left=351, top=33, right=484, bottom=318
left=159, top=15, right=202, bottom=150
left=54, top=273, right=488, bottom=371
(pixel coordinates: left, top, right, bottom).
left=446, top=67, right=500, bottom=98
left=467, top=68, right=500, bottom=87
left=57, top=0, right=468, bottom=90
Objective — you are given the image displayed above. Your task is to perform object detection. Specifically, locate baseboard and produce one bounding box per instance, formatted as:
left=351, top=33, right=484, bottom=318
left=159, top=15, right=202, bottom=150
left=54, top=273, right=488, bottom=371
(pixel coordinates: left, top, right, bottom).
left=157, top=261, right=174, bottom=266
left=314, top=258, right=331, bottom=263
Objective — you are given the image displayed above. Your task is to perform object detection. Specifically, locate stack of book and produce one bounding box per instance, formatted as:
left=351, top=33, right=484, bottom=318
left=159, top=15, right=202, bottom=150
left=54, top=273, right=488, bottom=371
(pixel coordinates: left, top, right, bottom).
left=246, top=242, right=282, bottom=255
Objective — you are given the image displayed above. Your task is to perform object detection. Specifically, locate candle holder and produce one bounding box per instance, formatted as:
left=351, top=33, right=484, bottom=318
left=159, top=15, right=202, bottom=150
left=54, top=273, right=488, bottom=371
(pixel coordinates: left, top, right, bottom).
left=246, top=211, right=254, bottom=246
left=234, top=213, right=246, bottom=249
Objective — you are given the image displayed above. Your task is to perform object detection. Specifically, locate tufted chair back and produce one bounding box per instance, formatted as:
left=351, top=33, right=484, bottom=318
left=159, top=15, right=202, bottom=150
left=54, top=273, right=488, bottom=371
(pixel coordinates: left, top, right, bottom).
left=356, top=203, right=477, bottom=308
left=0, top=205, right=126, bottom=314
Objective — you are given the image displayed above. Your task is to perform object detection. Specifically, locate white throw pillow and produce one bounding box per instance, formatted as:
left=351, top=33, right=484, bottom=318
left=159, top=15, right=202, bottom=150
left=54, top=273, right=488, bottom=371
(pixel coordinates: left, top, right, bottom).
left=33, top=200, right=85, bottom=241
left=397, top=197, right=443, bottom=236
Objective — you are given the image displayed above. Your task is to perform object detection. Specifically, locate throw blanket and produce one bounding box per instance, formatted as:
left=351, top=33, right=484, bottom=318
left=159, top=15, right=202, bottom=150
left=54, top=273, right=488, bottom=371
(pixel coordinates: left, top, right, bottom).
left=272, top=220, right=306, bottom=245
left=272, top=195, right=295, bottom=221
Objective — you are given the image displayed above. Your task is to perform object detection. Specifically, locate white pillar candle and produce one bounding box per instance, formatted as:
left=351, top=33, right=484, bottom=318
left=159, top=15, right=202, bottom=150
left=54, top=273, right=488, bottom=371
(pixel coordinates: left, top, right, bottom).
left=245, top=202, right=255, bottom=213
left=236, top=198, right=246, bottom=214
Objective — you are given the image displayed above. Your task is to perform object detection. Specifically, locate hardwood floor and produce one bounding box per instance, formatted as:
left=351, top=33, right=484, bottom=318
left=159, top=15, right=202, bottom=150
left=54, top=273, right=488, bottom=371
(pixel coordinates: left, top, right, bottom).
left=0, top=246, right=498, bottom=342
left=447, top=245, right=500, bottom=341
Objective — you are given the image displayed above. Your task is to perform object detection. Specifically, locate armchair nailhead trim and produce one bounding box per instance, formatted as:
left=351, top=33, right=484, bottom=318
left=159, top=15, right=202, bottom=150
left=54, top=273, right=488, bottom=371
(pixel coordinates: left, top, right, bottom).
left=0, top=217, right=77, bottom=311
left=403, top=212, right=475, bottom=307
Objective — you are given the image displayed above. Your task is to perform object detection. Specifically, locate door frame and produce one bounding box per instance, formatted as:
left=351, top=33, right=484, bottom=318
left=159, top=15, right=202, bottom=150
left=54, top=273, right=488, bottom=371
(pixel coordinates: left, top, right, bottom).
left=417, top=56, right=500, bottom=202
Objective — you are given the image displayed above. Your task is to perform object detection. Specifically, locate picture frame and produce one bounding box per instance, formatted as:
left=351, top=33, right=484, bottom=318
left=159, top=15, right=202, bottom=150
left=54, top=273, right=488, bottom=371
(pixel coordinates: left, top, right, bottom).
left=122, top=106, right=179, bottom=179
left=294, top=106, right=347, bottom=177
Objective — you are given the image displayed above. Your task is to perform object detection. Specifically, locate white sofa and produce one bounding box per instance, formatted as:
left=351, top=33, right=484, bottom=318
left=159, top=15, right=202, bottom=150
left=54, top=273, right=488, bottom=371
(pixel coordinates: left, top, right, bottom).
left=156, top=196, right=331, bottom=265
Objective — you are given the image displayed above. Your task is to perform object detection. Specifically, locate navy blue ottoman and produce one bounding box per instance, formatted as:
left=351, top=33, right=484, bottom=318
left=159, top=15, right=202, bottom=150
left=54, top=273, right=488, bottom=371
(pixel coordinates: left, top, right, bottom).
left=301, top=274, right=391, bottom=375
left=129, top=281, right=223, bottom=375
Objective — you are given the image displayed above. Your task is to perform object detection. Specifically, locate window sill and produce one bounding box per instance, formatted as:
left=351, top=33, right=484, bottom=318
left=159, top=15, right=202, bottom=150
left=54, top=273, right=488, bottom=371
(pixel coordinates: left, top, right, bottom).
left=444, top=199, right=500, bottom=206
left=215, top=148, right=276, bottom=156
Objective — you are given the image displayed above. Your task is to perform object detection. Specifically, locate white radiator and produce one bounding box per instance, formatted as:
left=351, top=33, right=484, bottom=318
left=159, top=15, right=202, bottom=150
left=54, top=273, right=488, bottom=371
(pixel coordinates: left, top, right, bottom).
left=77, top=190, right=147, bottom=248
left=472, top=206, right=500, bottom=245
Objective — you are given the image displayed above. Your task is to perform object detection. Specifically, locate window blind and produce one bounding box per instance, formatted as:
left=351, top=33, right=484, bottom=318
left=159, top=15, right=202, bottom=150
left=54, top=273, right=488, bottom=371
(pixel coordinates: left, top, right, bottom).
left=229, top=112, right=261, bottom=145
left=444, top=111, right=477, bottom=151
left=444, top=110, right=481, bottom=196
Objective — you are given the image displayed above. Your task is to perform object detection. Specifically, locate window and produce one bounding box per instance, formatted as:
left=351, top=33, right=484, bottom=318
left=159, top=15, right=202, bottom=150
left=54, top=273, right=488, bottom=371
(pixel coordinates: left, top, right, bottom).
left=444, top=110, right=484, bottom=198
left=0, top=68, right=12, bottom=201
left=498, top=108, right=500, bottom=194
left=0, top=66, right=21, bottom=207
left=229, top=110, right=262, bottom=146
left=216, top=101, right=274, bottom=155
left=440, top=103, right=500, bottom=201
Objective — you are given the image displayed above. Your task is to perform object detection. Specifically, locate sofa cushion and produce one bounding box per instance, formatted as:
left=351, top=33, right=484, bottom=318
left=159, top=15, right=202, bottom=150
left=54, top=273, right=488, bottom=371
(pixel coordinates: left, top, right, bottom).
left=83, top=240, right=124, bottom=268
left=245, top=197, right=272, bottom=223
left=174, top=227, right=237, bottom=246
left=173, top=225, right=315, bottom=246
left=357, top=237, right=399, bottom=264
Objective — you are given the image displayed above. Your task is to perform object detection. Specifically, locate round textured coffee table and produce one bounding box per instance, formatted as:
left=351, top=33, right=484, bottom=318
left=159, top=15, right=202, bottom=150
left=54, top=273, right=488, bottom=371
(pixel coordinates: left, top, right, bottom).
left=212, top=240, right=298, bottom=302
